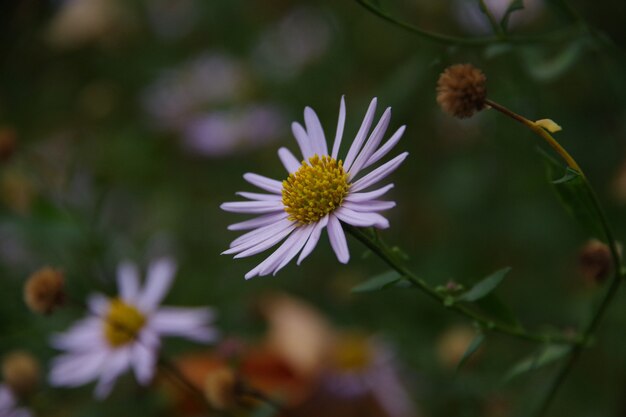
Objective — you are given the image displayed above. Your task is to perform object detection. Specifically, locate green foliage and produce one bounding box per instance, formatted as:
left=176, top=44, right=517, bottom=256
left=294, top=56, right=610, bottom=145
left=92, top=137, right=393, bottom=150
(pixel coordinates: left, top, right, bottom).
left=458, top=267, right=512, bottom=302
left=505, top=344, right=571, bottom=382
left=351, top=270, right=402, bottom=293
left=456, top=332, right=485, bottom=372
left=500, top=0, right=525, bottom=31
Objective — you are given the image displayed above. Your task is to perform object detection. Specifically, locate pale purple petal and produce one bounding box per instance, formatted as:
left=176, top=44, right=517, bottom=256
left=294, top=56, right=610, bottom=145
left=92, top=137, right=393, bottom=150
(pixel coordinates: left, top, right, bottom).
left=0, top=385, right=14, bottom=409
left=227, top=212, right=288, bottom=231
left=272, top=225, right=314, bottom=275
left=117, top=261, right=140, bottom=303
left=131, top=335, right=157, bottom=385
left=304, top=107, right=328, bottom=156
left=94, top=348, right=131, bottom=399
left=348, top=107, right=391, bottom=179
left=327, top=215, right=349, bottom=264
left=87, top=294, right=110, bottom=316
left=243, top=173, right=283, bottom=194
left=364, top=125, right=406, bottom=170
left=297, top=215, right=329, bottom=265
left=232, top=224, right=297, bottom=258
left=227, top=218, right=294, bottom=249
left=351, top=152, right=408, bottom=193
left=137, top=257, right=176, bottom=312
left=343, top=98, right=377, bottom=172
left=334, top=207, right=390, bottom=229
left=291, top=122, right=314, bottom=159
left=151, top=307, right=218, bottom=343
left=51, top=317, right=104, bottom=351
left=220, top=200, right=284, bottom=214
left=49, top=349, right=109, bottom=387
left=345, top=184, right=394, bottom=203
left=278, top=147, right=301, bottom=173
left=244, top=227, right=308, bottom=279
left=331, top=96, right=346, bottom=159
left=342, top=200, right=396, bottom=212
left=235, top=192, right=282, bottom=201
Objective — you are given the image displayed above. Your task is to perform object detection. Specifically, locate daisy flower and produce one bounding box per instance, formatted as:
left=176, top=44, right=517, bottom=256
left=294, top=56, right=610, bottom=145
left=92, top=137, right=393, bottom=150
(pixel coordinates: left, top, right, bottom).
left=49, top=258, right=218, bottom=399
left=0, top=384, right=32, bottom=417
left=221, top=96, right=408, bottom=279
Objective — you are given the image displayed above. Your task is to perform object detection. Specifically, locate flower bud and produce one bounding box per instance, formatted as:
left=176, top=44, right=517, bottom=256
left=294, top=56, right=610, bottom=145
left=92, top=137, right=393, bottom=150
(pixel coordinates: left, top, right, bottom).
left=24, top=267, right=66, bottom=315
left=2, top=351, right=40, bottom=397
left=578, top=239, right=613, bottom=284
left=436, top=64, right=487, bottom=118
left=204, top=367, right=238, bottom=410
left=436, top=325, right=478, bottom=369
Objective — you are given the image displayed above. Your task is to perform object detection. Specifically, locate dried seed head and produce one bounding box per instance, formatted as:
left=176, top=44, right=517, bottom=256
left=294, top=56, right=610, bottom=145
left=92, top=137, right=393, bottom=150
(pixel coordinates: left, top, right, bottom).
left=578, top=239, right=613, bottom=284
left=24, top=267, right=66, bottom=315
left=204, top=367, right=238, bottom=410
left=437, top=64, right=487, bottom=118
left=2, top=351, right=40, bottom=397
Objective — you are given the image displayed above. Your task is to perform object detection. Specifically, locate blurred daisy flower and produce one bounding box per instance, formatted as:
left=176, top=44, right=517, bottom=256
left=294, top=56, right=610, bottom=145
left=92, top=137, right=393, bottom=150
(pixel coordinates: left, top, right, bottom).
left=49, top=258, right=218, bottom=399
left=221, top=97, right=408, bottom=278
left=0, top=384, right=32, bottom=417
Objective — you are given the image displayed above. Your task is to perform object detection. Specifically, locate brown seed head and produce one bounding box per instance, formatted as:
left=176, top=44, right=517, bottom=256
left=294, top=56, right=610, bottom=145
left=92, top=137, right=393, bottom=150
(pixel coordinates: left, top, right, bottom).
left=437, top=64, right=487, bottom=118
left=0, top=128, right=16, bottom=162
left=578, top=239, right=613, bottom=284
left=204, top=367, right=238, bottom=410
left=2, top=351, right=40, bottom=397
left=24, top=267, right=66, bottom=315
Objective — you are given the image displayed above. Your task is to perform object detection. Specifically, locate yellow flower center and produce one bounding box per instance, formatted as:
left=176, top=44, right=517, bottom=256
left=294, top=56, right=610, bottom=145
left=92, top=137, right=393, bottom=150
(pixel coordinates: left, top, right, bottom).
left=103, top=298, right=146, bottom=347
left=282, top=155, right=349, bottom=224
left=333, top=334, right=372, bottom=372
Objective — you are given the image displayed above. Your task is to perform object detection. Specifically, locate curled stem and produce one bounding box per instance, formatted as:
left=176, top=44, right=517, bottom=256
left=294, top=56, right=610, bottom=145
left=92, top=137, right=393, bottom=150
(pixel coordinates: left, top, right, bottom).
left=484, top=98, right=623, bottom=416
left=345, top=225, right=581, bottom=345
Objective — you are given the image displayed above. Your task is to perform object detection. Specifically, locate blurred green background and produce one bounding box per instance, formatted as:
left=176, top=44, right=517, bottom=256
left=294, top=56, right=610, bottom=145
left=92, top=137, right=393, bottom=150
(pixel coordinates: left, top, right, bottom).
left=1, top=0, right=625, bottom=416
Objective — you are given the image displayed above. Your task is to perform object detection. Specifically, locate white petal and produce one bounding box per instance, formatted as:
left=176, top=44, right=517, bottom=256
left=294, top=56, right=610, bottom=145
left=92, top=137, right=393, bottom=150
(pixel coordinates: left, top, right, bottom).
left=272, top=225, right=314, bottom=275
left=304, top=107, right=328, bottom=156
left=220, top=200, right=284, bottom=214
left=343, top=98, right=377, bottom=172
left=297, top=215, right=329, bottom=265
left=51, top=317, right=103, bottom=351
left=345, top=184, right=394, bottom=203
left=364, top=125, right=406, bottom=170
left=244, top=227, right=307, bottom=279
left=117, top=261, right=140, bottom=303
left=87, top=294, right=110, bottom=316
left=94, top=348, right=131, bottom=399
left=232, top=224, right=297, bottom=258
left=331, top=96, right=346, bottom=159
left=243, top=173, right=283, bottom=194
left=278, top=147, right=301, bottom=174
left=327, top=215, right=349, bottom=264
left=334, top=207, right=390, bottom=228
left=348, top=107, right=391, bottom=179
left=351, top=152, right=408, bottom=193
left=227, top=218, right=294, bottom=250
left=131, top=336, right=157, bottom=384
left=227, top=212, right=288, bottom=231
left=151, top=307, right=217, bottom=343
left=342, top=200, right=396, bottom=212
left=137, top=257, right=176, bottom=312
left=49, top=349, right=108, bottom=387
left=291, top=122, right=314, bottom=159
left=235, top=192, right=282, bottom=201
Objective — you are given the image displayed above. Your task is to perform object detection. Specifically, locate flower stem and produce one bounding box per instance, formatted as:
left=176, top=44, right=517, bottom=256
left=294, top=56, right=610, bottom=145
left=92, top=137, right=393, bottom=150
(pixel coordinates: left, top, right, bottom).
left=483, top=98, right=623, bottom=416
left=478, top=0, right=505, bottom=37
left=345, top=226, right=580, bottom=345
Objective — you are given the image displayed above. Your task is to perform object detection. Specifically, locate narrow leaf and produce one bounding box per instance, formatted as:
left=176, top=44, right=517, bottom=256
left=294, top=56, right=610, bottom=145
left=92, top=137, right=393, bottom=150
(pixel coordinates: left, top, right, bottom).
left=475, top=294, right=522, bottom=329
left=538, top=149, right=606, bottom=240
left=352, top=270, right=403, bottom=293
left=504, top=344, right=571, bottom=382
left=500, top=0, right=524, bottom=30
left=459, top=267, right=512, bottom=302
left=456, top=333, right=485, bottom=372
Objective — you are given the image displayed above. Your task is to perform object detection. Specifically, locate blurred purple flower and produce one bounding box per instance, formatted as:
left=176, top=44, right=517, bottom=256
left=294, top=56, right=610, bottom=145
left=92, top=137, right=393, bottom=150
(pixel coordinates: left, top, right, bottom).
left=0, top=384, right=32, bottom=417
left=453, top=0, right=544, bottom=35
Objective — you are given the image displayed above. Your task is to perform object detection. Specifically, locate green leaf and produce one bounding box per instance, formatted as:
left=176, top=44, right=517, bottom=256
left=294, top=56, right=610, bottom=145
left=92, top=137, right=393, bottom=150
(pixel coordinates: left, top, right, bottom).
left=500, top=0, right=524, bottom=30
left=456, top=333, right=485, bottom=372
left=475, top=294, right=522, bottom=329
left=504, top=344, right=571, bottom=382
left=538, top=149, right=606, bottom=240
left=352, top=270, right=403, bottom=293
left=458, top=267, right=512, bottom=302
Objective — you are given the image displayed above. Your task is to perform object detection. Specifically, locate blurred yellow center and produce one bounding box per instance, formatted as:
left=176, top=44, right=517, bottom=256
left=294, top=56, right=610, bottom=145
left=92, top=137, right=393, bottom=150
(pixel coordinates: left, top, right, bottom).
left=103, top=299, right=146, bottom=347
left=333, top=335, right=372, bottom=371
left=282, top=155, right=349, bottom=224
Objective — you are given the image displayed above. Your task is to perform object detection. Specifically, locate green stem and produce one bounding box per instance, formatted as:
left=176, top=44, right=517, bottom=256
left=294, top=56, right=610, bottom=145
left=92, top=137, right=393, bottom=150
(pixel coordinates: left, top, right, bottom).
left=478, top=0, right=505, bottom=37
left=355, top=0, right=584, bottom=46
left=346, top=226, right=580, bottom=345
left=484, top=98, right=622, bottom=416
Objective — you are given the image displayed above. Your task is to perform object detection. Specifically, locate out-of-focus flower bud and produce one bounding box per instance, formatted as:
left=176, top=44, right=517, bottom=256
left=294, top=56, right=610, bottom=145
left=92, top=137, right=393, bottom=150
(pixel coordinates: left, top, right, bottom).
left=2, top=351, right=40, bottom=397
left=204, top=367, right=238, bottom=410
left=437, top=64, right=487, bottom=119
left=0, top=128, right=16, bottom=162
left=578, top=239, right=615, bottom=285
left=436, top=325, right=478, bottom=369
left=1, top=170, right=36, bottom=214
left=24, top=267, right=66, bottom=315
